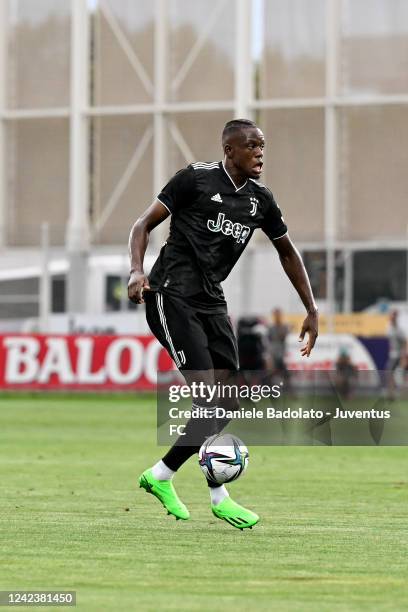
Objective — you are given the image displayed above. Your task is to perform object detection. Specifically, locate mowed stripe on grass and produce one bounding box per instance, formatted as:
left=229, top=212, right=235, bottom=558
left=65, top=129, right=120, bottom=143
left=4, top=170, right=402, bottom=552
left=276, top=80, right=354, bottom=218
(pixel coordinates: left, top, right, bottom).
left=0, top=395, right=407, bottom=611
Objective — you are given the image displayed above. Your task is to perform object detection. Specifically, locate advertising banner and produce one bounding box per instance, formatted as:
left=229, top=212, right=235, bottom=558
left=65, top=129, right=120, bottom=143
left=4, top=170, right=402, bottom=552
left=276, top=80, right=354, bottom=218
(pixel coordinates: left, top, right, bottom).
left=0, top=335, right=173, bottom=391
left=0, top=333, right=390, bottom=391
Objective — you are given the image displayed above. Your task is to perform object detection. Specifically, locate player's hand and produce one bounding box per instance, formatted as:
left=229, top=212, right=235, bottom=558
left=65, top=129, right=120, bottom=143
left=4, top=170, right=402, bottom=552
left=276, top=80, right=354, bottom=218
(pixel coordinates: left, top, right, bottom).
left=128, top=271, right=150, bottom=304
left=298, top=311, right=318, bottom=357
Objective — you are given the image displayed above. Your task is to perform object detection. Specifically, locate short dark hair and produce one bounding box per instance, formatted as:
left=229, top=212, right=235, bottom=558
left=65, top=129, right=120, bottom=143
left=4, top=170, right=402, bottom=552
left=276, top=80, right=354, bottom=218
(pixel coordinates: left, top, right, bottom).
left=222, top=118, right=257, bottom=145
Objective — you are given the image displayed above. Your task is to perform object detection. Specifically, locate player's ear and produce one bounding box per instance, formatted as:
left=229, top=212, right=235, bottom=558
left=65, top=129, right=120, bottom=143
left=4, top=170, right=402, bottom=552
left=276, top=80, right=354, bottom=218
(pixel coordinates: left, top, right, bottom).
left=224, top=143, right=233, bottom=158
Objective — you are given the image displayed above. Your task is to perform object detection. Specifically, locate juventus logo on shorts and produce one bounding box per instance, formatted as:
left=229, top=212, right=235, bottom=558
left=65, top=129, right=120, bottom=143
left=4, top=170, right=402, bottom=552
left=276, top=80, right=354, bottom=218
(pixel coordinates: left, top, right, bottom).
left=249, top=196, right=259, bottom=216
left=177, top=350, right=186, bottom=365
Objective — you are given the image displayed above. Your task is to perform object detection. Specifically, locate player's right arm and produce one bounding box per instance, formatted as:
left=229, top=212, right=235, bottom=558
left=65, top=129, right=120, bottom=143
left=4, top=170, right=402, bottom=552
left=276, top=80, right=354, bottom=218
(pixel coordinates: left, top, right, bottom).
left=128, top=201, right=170, bottom=304
left=128, top=166, right=195, bottom=303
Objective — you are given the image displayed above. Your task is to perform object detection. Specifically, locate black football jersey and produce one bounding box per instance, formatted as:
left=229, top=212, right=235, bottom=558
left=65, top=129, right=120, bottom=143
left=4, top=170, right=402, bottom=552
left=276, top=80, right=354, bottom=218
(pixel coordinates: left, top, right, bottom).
left=148, top=161, right=288, bottom=312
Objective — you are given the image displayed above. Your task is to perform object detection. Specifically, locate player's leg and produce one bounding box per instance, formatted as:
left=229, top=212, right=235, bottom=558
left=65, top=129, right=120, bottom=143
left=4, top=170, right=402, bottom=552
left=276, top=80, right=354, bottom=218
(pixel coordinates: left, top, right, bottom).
left=148, top=293, right=220, bottom=468
left=202, top=314, right=259, bottom=529
left=139, top=291, right=217, bottom=520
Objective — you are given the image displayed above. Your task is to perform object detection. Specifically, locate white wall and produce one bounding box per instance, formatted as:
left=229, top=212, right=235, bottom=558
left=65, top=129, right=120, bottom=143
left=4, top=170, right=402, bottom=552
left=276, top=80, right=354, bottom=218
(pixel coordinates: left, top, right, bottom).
left=223, top=244, right=304, bottom=320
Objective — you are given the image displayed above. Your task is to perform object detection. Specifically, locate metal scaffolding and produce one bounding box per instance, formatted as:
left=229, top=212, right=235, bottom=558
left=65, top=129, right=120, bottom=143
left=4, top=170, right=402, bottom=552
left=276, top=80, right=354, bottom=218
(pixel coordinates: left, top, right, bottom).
left=1, top=0, right=408, bottom=317
left=0, top=0, right=7, bottom=249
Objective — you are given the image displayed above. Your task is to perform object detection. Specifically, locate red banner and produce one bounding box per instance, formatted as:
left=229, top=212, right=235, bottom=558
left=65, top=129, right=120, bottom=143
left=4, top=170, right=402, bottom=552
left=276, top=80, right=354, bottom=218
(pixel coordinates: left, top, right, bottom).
left=0, top=335, right=174, bottom=391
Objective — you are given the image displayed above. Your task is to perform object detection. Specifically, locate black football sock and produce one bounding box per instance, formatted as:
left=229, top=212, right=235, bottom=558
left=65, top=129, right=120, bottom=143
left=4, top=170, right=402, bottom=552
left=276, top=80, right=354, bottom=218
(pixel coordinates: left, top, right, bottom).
left=162, top=443, right=200, bottom=472
left=162, top=408, right=231, bottom=473
left=161, top=404, right=217, bottom=471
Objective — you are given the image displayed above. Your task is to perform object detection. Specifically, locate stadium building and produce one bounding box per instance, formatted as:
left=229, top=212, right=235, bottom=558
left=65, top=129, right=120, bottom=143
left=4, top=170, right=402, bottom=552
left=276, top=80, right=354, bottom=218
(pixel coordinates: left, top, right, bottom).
left=0, top=0, right=407, bottom=332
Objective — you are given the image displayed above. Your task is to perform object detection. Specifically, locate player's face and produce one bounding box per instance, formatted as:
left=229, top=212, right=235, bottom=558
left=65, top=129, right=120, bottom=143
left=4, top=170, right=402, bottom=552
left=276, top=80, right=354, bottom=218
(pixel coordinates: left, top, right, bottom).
left=229, top=128, right=265, bottom=179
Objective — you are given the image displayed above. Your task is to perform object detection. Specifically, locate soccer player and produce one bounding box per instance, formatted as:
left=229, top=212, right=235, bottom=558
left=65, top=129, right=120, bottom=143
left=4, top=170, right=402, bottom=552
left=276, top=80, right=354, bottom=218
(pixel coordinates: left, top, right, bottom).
left=267, top=307, right=291, bottom=388
left=128, top=119, right=318, bottom=529
left=386, top=310, right=406, bottom=399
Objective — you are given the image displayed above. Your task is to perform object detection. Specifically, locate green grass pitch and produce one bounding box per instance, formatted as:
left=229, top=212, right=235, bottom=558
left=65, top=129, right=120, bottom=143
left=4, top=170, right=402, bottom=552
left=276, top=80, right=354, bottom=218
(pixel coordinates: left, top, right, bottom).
left=0, top=394, right=407, bottom=611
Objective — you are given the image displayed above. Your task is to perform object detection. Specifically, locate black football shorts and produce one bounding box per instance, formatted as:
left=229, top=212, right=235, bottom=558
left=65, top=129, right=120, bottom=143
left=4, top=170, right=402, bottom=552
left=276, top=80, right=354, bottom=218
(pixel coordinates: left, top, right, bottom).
left=144, top=290, right=238, bottom=372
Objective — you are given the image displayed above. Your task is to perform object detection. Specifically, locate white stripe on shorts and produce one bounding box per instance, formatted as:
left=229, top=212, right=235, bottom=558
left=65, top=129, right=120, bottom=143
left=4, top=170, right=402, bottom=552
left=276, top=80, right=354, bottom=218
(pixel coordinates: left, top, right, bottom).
left=156, top=292, right=182, bottom=368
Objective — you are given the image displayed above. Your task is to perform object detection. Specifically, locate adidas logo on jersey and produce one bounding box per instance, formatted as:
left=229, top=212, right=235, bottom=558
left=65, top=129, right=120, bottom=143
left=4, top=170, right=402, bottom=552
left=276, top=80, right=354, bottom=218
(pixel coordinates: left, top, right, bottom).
left=210, top=193, right=223, bottom=203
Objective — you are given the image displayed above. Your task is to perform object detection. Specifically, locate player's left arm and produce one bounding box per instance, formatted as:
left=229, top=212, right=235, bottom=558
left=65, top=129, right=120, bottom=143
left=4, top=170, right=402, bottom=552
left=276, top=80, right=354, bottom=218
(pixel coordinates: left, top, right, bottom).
left=272, top=234, right=318, bottom=357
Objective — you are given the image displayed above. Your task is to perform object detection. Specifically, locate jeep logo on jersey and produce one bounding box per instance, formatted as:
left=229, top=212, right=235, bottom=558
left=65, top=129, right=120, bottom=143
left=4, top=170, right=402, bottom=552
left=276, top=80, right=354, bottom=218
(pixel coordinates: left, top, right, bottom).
left=207, top=212, right=250, bottom=244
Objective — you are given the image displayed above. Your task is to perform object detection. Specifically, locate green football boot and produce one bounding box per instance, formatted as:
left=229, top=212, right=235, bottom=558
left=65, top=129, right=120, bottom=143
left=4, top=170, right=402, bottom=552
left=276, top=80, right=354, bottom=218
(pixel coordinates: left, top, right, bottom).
left=138, top=469, right=190, bottom=521
left=211, top=497, right=259, bottom=530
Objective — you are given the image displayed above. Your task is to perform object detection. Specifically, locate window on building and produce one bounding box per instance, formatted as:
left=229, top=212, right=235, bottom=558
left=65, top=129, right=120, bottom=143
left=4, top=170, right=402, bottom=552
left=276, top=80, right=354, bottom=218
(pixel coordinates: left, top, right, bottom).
left=303, top=250, right=345, bottom=312
left=0, top=277, right=39, bottom=319
left=52, top=275, right=66, bottom=313
left=105, top=275, right=137, bottom=311
left=353, top=250, right=407, bottom=311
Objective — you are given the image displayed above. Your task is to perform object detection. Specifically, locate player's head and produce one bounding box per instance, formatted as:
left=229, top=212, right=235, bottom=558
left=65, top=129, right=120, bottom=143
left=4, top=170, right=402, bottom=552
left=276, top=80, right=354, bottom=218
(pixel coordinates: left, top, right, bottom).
left=222, top=119, right=265, bottom=179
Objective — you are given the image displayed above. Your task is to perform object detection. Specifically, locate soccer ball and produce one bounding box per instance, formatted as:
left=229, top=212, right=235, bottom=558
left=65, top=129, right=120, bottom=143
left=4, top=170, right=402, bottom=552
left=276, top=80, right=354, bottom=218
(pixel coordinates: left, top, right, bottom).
left=198, top=433, right=249, bottom=485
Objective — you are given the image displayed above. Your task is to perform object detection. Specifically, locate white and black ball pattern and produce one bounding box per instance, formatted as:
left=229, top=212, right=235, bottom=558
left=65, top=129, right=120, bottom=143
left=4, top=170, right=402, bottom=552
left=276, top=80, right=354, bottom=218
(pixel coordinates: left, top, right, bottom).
left=198, top=433, right=249, bottom=485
